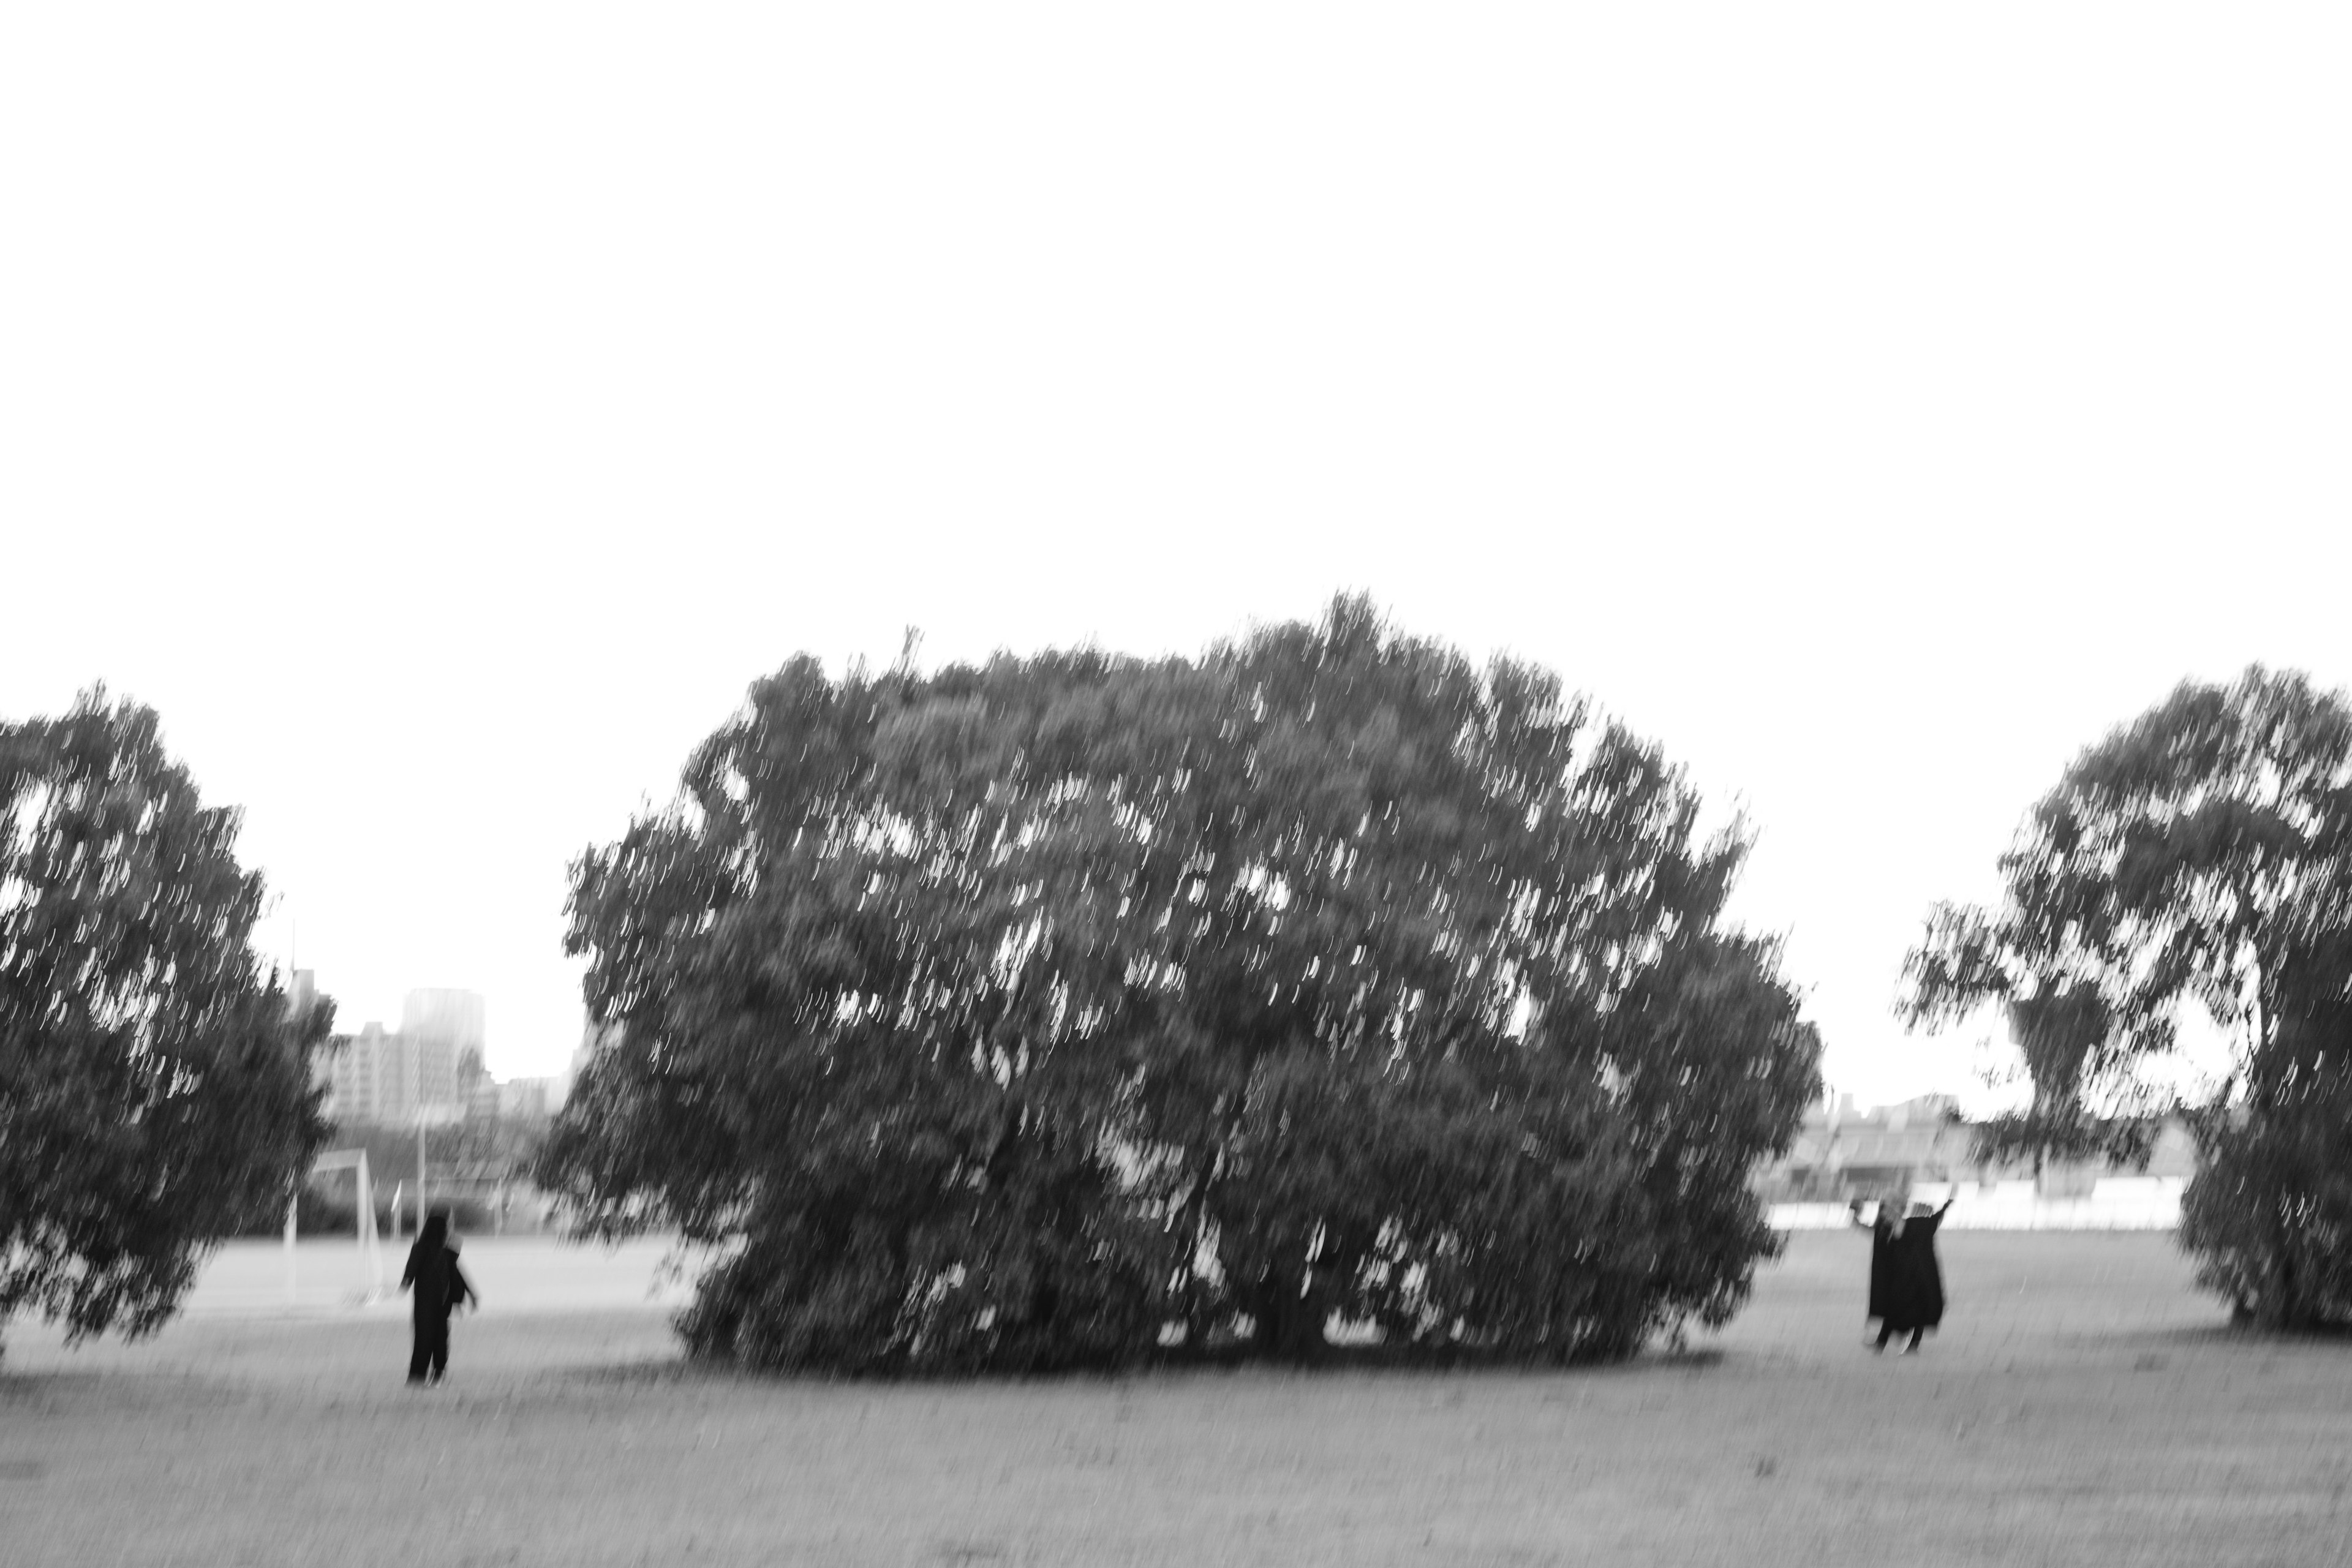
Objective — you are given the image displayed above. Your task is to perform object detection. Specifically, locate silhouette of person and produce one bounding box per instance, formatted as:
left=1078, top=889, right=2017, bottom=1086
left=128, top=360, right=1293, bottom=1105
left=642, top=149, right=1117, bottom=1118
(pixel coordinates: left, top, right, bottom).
left=1851, top=1188, right=1954, bottom=1354
left=399, top=1207, right=475, bottom=1385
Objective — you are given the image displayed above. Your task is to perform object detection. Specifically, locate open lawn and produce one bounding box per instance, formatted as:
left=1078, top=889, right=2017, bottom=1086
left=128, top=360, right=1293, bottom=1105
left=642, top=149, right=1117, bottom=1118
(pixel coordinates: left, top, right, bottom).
left=4, top=1231, right=2348, bottom=1566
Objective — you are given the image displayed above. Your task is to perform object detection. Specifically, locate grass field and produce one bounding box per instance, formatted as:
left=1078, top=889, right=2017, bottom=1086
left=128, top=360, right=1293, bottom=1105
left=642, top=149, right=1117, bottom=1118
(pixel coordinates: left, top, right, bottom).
left=4, top=1230, right=2348, bottom=1566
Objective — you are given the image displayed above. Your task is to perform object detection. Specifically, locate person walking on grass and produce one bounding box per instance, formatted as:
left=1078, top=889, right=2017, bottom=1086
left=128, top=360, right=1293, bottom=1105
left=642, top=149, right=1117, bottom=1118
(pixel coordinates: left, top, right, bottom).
left=1850, top=1186, right=1954, bottom=1354
left=399, top=1207, right=475, bottom=1385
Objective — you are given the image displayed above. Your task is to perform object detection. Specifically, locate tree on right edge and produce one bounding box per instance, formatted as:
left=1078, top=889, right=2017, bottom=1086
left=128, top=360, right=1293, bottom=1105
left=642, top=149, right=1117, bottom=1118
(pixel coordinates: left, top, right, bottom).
left=1901, top=667, right=2352, bottom=1330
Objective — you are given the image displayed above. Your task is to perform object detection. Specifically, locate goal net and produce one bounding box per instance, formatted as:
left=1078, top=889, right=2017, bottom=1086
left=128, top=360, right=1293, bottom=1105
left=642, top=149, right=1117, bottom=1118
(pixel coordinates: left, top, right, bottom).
left=282, top=1148, right=387, bottom=1305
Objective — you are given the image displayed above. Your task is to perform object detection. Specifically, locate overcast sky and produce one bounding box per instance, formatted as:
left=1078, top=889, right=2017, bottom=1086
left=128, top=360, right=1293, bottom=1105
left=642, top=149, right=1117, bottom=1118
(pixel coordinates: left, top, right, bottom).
left=4, top=7, right=2345, bottom=1107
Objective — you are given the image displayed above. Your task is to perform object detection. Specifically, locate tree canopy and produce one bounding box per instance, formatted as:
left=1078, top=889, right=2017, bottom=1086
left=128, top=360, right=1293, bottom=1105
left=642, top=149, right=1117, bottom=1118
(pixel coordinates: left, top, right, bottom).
left=542, top=599, right=1819, bottom=1371
left=1901, top=666, right=2352, bottom=1325
left=1, top=691, right=332, bottom=1345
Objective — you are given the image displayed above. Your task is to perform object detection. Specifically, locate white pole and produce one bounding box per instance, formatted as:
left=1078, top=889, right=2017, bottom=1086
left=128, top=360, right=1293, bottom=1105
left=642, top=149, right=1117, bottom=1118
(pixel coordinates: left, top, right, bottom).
left=284, top=1194, right=298, bottom=1303
left=358, top=1153, right=382, bottom=1301
left=415, top=1040, right=428, bottom=1234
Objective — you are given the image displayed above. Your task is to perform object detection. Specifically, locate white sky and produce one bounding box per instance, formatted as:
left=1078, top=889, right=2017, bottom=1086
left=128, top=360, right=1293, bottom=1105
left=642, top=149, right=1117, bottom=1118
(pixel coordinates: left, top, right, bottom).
left=4, top=7, right=2345, bottom=1107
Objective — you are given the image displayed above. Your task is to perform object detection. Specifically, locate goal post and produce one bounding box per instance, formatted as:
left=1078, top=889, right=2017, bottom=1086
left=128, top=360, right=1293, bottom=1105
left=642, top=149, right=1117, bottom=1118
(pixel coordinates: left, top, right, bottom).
left=284, top=1149, right=386, bottom=1305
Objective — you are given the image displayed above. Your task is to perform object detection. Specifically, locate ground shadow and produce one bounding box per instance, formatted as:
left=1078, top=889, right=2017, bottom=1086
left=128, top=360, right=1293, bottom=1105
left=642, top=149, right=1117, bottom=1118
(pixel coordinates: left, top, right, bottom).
left=555, top=1337, right=1735, bottom=1391
left=2098, top=1319, right=2352, bottom=1352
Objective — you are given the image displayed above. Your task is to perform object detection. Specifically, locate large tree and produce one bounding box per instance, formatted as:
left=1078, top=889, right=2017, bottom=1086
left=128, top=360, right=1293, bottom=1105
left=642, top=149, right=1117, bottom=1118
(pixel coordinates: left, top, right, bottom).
left=542, top=598, right=1820, bottom=1371
left=1, top=691, right=333, bottom=1347
left=1901, top=667, right=2352, bottom=1328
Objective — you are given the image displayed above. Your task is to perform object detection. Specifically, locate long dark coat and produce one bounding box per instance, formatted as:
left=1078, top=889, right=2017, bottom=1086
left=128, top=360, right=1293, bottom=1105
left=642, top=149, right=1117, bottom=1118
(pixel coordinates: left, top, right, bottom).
left=400, top=1216, right=473, bottom=1324
left=1868, top=1210, right=1947, bottom=1332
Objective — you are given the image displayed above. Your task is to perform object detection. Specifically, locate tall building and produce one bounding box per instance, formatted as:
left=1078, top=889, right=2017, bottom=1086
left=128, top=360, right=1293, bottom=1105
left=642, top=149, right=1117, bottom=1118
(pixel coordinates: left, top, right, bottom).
left=287, top=968, right=318, bottom=1023
left=497, top=1077, right=559, bottom=1120
left=402, top=989, right=486, bottom=1060
left=318, top=1020, right=462, bottom=1127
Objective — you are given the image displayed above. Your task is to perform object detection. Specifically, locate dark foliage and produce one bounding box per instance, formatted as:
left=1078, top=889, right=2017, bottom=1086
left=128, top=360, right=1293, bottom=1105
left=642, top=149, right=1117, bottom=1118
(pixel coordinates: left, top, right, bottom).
left=2180, top=1082, right=2352, bottom=1331
left=2179, top=929, right=2352, bottom=1329
left=1, top=691, right=333, bottom=1345
left=1902, top=667, right=2352, bottom=1329
left=540, top=598, right=1820, bottom=1371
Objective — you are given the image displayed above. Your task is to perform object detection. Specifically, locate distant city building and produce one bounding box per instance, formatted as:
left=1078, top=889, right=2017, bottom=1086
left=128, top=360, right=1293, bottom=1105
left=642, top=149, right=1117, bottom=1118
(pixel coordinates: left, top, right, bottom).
left=402, top=989, right=486, bottom=1060
left=498, top=1077, right=561, bottom=1120
left=458, top=1047, right=498, bottom=1120
left=317, top=1020, right=461, bottom=1127
left=309, top=982, right=572, bottom=1127
left=1754, top=1093, right=2198, bottom=1202
left=287, top=968, right=318, bottom=1023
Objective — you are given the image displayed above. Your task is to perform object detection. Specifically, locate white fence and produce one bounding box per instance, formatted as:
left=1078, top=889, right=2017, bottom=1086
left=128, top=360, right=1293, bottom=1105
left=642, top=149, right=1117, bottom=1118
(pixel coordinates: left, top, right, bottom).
left=1769, top=1177, right=2187, bottom=1232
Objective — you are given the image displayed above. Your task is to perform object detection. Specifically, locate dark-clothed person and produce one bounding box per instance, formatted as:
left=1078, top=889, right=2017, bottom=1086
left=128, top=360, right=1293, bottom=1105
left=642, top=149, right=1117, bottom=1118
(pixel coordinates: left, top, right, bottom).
left=399, top=1210, right=473, bottom=1384
left=1855, top=1192, right=1954, bottom=1353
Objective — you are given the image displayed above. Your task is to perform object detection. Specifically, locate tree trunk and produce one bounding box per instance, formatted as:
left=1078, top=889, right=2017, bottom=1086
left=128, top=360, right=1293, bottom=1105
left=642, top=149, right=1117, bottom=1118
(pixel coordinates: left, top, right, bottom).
left=1246, top=1266, right=1329, bottom=1363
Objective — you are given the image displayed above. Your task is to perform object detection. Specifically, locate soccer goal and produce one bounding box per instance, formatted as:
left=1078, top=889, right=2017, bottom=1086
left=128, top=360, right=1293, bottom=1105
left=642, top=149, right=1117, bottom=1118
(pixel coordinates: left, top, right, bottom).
left=283, top=1148, right=387, bottom=1305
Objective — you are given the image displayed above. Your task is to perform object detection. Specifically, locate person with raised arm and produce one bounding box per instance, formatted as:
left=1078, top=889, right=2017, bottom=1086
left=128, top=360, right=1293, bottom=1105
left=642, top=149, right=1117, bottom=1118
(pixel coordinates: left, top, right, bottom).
left=1850, top=1186, right=1956, bottom=1354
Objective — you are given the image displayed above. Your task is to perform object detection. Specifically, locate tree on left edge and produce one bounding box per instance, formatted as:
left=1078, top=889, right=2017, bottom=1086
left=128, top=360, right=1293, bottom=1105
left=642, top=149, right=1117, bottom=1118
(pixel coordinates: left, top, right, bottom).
left=0, top=688, right=333, bottom=1351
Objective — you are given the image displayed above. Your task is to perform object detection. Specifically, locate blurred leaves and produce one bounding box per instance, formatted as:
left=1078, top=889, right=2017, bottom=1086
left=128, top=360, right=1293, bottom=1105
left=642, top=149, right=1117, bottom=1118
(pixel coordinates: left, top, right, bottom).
left=1900, top=665, right=2352, bottom=1325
